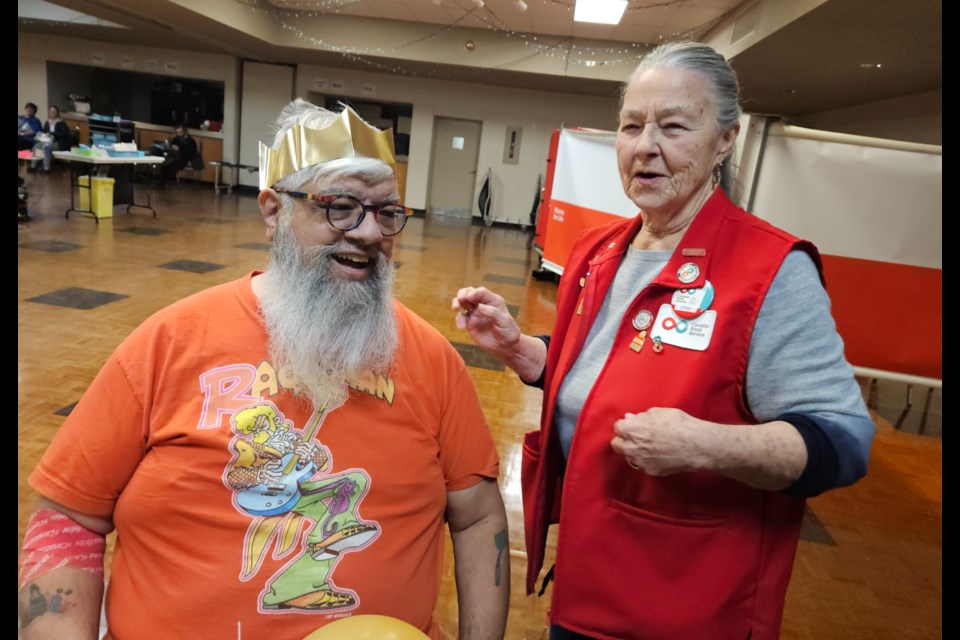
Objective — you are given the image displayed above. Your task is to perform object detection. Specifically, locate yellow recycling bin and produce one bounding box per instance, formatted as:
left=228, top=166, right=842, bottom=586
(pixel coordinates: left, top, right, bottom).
left=77, top=175, right=115, bottom=219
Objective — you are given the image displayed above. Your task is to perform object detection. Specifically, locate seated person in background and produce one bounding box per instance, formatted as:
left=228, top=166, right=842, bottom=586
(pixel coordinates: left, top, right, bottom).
left=18, top=102, right=42, bottom=152
left=18, top=98, right=509, bottom=640
left=33, top=105, right=72, bottom=172
left=158, top=124, right=198, bottom=186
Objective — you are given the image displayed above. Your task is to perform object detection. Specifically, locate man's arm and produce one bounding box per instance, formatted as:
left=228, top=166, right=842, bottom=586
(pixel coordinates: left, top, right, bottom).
left=19, top=497, right=113, bottom=640
left=446, top=479, right=509, bottom=640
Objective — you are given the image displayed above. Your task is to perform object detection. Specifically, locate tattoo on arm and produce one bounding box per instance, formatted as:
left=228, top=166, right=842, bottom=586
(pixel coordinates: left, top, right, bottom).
left=493, top=528, right=508, bottom=586
left=19, top=584, right=75, bottom=629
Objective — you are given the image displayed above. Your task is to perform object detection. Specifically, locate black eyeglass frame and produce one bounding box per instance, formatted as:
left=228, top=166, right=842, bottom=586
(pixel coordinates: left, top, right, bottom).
left=273, top=188, right=413, bottom=236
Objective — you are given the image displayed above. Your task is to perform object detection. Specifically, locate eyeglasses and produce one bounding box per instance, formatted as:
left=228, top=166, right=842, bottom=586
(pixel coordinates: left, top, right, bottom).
left=274, top=189, right=412, bottom=236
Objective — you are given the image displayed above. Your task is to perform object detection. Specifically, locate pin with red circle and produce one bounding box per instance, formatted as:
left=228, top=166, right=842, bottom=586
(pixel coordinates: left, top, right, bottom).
left=677, top=262, right=700, bottom=284
left=671, top=280, right=715, bottom=319
left=632, top=309, right=654, bottom=331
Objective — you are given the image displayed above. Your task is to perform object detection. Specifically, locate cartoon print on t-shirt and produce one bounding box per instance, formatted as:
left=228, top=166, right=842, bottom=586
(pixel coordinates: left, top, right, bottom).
left=223, top=401, right=380, bottom=613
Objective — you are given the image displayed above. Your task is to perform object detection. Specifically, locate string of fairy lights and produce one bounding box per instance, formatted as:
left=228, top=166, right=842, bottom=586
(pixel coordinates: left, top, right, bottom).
left=20, top=1, right=725, bottom=79
left=235, top=0, right=725, bottom=77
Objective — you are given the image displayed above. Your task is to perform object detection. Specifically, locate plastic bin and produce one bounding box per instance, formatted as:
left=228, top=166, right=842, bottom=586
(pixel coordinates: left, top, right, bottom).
left=79, top=175, right=91, bottom=211
left=78, top=175, right=115, bottom=218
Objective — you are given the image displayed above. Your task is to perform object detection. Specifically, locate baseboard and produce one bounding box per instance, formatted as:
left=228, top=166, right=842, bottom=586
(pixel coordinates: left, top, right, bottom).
left=470, top=217, right=532, bottom=230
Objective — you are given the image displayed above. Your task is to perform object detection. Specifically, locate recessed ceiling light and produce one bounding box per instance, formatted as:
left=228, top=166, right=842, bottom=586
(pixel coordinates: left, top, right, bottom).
left=860, top=62, right=883, bottom=69
left=574, top=0, right=627, bottom=25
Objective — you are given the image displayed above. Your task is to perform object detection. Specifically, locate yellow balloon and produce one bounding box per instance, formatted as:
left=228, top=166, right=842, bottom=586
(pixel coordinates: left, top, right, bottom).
left=303, top=614, right=430, bottom=640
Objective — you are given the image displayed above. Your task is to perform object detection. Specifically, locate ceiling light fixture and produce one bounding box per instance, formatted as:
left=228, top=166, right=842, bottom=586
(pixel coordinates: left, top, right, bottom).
left=516, top=0, right=528, bottom=10
left=574, top=0, right=627, bottom=25
left=472, top=0, right=485, bottom=8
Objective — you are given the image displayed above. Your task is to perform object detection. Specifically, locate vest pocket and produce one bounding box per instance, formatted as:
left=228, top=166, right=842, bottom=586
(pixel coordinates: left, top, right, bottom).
left=521, top=430, right=542, bottom=516
left=522, top=430, right=562, bottom=524
left=565, top=499, right=758, bottom=638
left=609, top=497, right=726, bottom=527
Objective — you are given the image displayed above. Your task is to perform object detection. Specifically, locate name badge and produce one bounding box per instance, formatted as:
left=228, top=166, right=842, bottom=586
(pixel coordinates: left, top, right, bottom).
left=671, top=280, right=714, bottom=319
left=650, top=303, right=716, bottom=351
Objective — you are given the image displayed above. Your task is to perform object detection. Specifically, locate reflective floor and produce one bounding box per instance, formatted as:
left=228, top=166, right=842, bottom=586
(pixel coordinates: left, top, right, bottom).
left=18, top=171, right=941, bottom=639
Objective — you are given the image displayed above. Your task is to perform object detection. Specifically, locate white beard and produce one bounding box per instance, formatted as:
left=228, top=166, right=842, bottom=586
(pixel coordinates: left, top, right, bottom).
left=258, top=215, right=398, bottom=408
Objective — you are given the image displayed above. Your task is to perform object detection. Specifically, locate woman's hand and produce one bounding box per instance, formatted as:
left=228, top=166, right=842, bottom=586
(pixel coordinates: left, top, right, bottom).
left=612, top=408, right=708, bottom=475
left=452, top=286, right=521, bottom=354
left=452, top=286, right=547, bottom=383
left=611, top=409, right=808, bottom=490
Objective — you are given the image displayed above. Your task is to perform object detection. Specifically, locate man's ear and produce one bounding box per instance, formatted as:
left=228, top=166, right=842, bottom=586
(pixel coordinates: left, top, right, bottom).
left=258, top=189, right=281, bottom=242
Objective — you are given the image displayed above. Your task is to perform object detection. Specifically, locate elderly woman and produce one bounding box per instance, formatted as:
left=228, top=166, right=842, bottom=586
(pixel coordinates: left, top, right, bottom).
left=453, top=42, right=874, bottom=639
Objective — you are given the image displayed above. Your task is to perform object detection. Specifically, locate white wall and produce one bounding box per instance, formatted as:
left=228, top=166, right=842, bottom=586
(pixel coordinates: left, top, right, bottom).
left=18, top=32, right=241, bottom=166
left=296, top=63, right=620, bottom=223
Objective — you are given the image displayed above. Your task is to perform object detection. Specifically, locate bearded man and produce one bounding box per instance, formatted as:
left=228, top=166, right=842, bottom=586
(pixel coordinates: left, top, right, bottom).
left=19, top=100, right=509, bottom=640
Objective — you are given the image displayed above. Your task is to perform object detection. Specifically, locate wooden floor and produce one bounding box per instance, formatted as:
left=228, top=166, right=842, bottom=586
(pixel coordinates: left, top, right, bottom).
left=18, top=171, right=941, bottom=639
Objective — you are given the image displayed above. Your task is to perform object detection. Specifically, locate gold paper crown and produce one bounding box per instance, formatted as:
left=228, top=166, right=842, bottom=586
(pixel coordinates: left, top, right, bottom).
left=259, top=106, right=396, bottom=189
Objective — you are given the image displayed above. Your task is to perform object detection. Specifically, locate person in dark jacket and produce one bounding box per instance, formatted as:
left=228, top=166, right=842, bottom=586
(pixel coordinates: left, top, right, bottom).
left=158, top=125, right=199, bottom=187
left=19, top=103, right=42, bottom=152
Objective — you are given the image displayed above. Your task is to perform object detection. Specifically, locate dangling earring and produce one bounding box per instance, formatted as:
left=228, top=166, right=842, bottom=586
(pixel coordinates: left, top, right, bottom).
left=712, top=162, right=723, bottom=188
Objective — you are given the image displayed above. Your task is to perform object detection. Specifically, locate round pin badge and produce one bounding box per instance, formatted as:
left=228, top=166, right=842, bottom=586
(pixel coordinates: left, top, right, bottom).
left=677, top=262, right=700, bottom=284
left=671, top=280, right=715, bottom=319
left=632, top=309, right=654, bottom=331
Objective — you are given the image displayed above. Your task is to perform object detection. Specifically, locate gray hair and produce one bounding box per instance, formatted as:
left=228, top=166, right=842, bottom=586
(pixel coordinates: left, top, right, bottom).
left=621, top=42, right=742, bottom=197
left=270, top=98, right=396, bottom=192
left=622, top=42, right=741, bottom=131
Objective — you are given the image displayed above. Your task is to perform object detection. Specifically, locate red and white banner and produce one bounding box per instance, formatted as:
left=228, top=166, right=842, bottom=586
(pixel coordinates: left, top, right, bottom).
left=751, top=125, right=941, bottom=381
left=540, top=130, right=636, bottom=273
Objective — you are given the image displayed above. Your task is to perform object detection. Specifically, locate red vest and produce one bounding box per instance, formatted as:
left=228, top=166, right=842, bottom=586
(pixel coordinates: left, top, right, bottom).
left=522, top=191, right=822, bottom=639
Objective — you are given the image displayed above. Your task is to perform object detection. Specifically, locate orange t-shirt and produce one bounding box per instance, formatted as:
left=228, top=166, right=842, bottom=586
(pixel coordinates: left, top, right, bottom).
left=31, top=273, right=499, bottom=640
